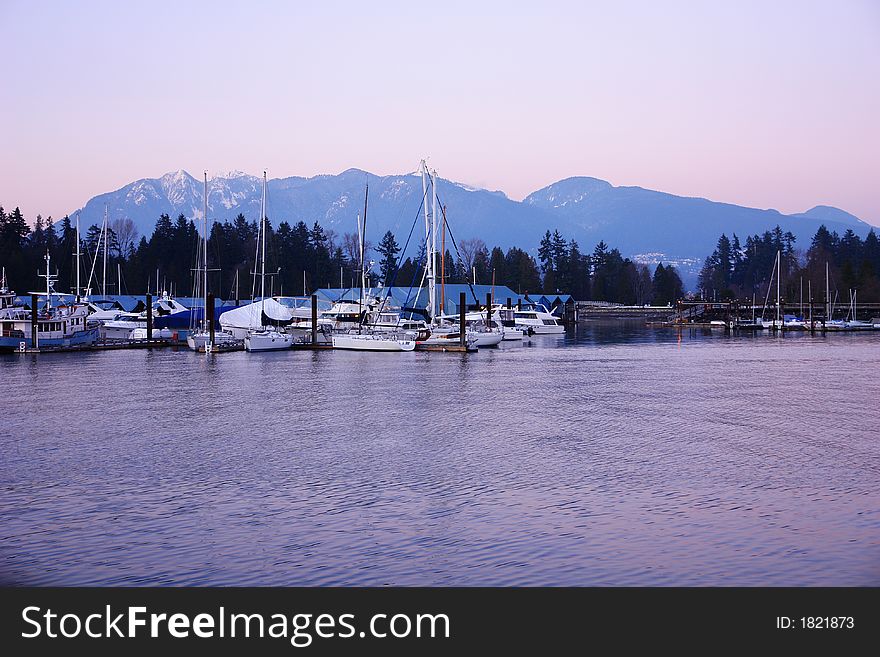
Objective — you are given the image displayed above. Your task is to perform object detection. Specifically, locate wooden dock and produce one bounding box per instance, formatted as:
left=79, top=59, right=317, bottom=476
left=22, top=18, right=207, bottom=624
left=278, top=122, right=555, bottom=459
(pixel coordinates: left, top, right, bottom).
left=18, top=338, right=177, bottom=354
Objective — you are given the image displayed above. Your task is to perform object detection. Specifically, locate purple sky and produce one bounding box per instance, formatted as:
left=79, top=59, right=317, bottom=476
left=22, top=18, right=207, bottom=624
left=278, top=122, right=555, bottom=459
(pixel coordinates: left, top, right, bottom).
left=1, top=0, right=878, bottom=226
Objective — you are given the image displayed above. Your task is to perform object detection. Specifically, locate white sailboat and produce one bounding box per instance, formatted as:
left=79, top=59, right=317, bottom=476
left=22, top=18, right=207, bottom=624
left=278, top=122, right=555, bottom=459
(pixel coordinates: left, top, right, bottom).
left=187, top=172, right=238, bottom=351
left=245, top=171, right=292, bottom=352
left=331, top=185, right=415, bottom=352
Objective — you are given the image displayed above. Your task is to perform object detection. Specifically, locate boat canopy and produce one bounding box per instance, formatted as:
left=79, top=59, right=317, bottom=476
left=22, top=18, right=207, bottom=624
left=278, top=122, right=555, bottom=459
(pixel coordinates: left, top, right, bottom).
left=219, top=298, right=293, bottom=329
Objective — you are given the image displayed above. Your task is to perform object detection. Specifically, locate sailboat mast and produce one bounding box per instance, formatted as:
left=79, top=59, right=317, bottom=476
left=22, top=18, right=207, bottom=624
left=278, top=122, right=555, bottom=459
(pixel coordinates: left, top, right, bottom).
left=358, top=185, right=369, bottom=330
left=102, top=204, right=109, bottom=297
left=204, top=171, right=209, bottom=329
left=75, top=211, right=82, bottom=301
left=260, top=171, right=267, bottom=308
left=440, top=205, right=447, bottom=314
left=420, top=160, right=433, bottom=322
left=776, top=250, right=780, bottom=325
left=826, top=261, right=830, bottom=320
left=430, top=169, right=438, bottom=319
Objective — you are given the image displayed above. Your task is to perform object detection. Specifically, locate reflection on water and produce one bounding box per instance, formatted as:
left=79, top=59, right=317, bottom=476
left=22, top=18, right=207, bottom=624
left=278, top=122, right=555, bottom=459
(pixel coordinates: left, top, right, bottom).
left=1, top=323, right=878, bottom=585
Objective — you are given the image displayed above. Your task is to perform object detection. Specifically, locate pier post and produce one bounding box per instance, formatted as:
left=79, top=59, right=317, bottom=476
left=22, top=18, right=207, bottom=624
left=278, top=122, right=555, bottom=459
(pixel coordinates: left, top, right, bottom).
left=145, top=293, right=153, bottom=341
left=459, top=292, right=466, bottom=348
left=517, top=299, right=521, bottom=311
left=311, top=294, right=318, bottom=345
left=30, top=293, right=38, bottom=349
left=506, top=297, right=511, bottom=309
left=486, top=292, right=492, bottom=329
left=207, top=292, right=215, bottom=348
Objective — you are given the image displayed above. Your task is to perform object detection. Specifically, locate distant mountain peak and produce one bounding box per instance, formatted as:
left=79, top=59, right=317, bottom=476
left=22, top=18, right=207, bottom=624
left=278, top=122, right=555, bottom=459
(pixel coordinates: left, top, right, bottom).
left=793, top=205, right=863, bottom=227
left=524, top=176, right=613, bottom=209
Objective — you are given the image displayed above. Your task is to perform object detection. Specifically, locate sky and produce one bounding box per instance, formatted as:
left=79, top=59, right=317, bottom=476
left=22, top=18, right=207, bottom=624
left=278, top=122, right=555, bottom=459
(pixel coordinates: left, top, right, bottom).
left=1, top=0, right=878, bottom=226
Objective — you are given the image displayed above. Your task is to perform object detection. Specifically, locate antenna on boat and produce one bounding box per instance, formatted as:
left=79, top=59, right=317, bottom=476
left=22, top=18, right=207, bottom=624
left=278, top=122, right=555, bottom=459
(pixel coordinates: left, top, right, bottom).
left=38, top=250, right=59, bottom=310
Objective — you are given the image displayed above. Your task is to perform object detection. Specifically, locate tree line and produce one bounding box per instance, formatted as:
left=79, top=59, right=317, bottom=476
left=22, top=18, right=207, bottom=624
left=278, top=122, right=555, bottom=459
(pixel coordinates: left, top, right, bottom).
left=2, top=205, right=686, bottom=304
left=698, top=224, right=880, bottom=304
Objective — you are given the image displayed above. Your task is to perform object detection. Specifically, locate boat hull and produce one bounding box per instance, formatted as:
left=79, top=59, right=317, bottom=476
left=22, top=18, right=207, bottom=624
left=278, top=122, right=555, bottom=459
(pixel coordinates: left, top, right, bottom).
left=332, top=334, right=415, bottom=351
left=245, top=331, right=293, bottom=351
left=187, top=331, right=239, bottom=352
left=524, top=324, right=565, bottom=334
left=0, top=327, right=99, bottom=352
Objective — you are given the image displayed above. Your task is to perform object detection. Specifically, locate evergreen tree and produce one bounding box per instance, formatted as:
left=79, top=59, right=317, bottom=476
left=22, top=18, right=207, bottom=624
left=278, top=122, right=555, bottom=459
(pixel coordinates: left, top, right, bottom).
left=375, top=230, right=401, bottom=285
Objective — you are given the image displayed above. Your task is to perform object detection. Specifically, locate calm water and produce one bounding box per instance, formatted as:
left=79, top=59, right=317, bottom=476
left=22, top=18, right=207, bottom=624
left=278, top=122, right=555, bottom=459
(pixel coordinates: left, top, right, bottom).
left=1, top=323, right=878, bottom=586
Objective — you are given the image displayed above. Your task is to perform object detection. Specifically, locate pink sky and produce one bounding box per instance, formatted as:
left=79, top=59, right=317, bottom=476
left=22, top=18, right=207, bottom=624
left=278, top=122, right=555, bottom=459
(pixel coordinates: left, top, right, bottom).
left=1, top=0, right=878, bottom=226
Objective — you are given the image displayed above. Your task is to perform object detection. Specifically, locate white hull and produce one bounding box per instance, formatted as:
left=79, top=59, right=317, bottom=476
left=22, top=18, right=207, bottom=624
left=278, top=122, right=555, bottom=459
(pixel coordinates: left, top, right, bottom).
left=332, top=334, right=415, bottom=351
left=245, top=330, right=293, bottom=351
left=103, top=322, right=144, bottom=340
left=525, top=324, right=565, bottom=334
left=128, top=327, right=173, bottom=340
left=187, top=330, right=238, bottom=351
left=502, top=328, right=524, bottom=340
left=471, top=331, right=504, bottom=346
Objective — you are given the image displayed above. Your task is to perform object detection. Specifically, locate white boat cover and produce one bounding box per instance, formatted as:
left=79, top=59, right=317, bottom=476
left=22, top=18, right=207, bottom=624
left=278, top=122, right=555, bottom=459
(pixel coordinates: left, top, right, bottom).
left=219, top=299, right=293, bottom=330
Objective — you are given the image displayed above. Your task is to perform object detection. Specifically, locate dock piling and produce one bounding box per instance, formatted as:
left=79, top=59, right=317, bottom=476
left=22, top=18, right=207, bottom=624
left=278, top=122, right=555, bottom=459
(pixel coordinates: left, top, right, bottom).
left=145, top=293, right=153, bottom=341
left=311, top=294, right=318, bottom=345
left=30, top=293, right=38, bottom=349
left=459, top=292, right=466, bottom=348
left=207, top=292, right=215, bottom=348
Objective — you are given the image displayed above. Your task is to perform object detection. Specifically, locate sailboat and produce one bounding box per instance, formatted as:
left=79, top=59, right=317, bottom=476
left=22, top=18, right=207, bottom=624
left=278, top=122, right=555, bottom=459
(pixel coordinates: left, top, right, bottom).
left=187, top=172, right=238, bottom=351
left=760, top=250, right=786, bottom=330
left=245, top=171, right=293, bottom=352
left=331, top=185, right=415, bottom=352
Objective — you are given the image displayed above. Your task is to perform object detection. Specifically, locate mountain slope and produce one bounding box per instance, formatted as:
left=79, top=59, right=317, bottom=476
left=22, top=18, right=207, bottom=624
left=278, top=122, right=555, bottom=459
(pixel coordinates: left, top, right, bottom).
left=74, top=170, right=874, bottom=273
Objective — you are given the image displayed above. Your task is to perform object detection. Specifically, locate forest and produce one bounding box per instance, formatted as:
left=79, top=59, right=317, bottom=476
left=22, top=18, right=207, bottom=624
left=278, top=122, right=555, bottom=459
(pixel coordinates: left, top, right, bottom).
left=698, top=225, right=880, bottom=304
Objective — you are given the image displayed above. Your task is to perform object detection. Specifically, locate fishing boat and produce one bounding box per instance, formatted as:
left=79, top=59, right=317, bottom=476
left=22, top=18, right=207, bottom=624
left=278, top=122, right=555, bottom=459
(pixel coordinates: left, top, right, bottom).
left=0, top=254, right=98, bottom=352
left=187, top=172, right=239, bottom=351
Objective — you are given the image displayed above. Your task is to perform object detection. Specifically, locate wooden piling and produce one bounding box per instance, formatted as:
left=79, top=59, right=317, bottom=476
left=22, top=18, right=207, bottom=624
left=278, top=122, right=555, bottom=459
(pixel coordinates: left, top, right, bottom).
left=486, top=292, right=492, bottom=328
left=207, top=292, right=215, bottom=348
left=145, top=293, right=153, bottom=341
left=311, top=294, right=318, bottom=345
left=459, top=292, right=466, bottom=348
left=506, top=297, right=511, bottom=309
left=30, top=293, right=38, bottom=349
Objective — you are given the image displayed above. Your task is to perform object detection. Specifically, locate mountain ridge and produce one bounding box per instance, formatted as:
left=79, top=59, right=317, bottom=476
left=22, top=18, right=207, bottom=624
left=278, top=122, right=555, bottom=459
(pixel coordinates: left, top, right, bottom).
left=72, top=169, right=874, bottom=288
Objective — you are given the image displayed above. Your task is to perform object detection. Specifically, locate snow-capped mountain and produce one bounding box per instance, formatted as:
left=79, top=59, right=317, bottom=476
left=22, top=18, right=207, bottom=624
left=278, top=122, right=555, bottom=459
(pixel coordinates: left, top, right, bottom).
left=73, top=169, right=874, bottom=278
